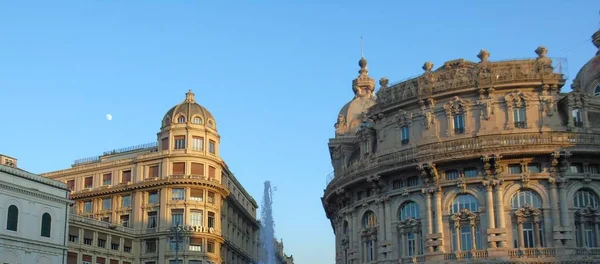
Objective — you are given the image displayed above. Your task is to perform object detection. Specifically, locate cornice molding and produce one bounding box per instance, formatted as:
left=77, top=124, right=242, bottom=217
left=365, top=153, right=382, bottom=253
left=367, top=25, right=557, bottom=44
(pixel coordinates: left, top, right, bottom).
left=0, top=181, right=72, bottom=204
left=0, top=164, right=68, bottom=190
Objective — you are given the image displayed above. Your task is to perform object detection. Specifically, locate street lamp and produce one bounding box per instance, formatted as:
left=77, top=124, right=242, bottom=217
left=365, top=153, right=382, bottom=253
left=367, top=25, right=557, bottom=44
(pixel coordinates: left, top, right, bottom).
left=167, top=222, right=190, bottom=264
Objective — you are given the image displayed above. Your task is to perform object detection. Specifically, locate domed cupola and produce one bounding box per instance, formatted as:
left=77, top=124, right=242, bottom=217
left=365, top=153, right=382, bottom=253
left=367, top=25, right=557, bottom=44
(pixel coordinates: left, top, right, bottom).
left=334, top=57, right=377, bottom=136
left=571, top=29, right=600, bottom=95
left=162, top=90, right=217, bottom=130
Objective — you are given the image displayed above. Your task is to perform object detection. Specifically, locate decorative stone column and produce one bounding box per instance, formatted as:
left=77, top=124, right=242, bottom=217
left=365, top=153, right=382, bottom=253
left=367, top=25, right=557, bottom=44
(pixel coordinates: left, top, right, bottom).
left=434, top=187, right=444, bottom=252
left=422, top=189, right=434, bottom=253
left=494, top=183, right=507, bottom=247
left=558, top=180, right=569, bottom=228
left=483, top=181, right=497, bottom=248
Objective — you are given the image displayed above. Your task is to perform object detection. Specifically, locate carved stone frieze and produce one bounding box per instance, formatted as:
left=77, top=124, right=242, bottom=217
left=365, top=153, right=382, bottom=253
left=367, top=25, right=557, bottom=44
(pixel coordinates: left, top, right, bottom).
left=396, top=110, right=413, bottom=127
left=443, top=96, right=471, bottom=116
left=450, top=208, right=479, bottom=228
left=514, top=205, right=542, bottom=224
left=397, top=218, right=422, bottom=234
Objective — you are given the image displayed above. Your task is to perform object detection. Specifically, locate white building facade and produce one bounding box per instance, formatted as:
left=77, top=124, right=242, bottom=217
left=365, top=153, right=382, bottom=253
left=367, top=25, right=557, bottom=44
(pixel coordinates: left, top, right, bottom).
left=0, top=155, right=72, bottom=264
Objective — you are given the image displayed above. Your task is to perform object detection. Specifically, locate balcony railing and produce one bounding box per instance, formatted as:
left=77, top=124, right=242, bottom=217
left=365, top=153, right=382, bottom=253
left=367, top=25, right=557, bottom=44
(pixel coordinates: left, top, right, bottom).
left=69, top=213, right=134, bottom=233
left=325, top=132, right=600, bottom=193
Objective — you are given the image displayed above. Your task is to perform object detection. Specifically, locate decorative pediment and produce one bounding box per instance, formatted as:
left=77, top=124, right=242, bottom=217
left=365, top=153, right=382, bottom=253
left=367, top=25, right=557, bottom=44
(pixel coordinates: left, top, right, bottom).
left=504, top=89, right=530, bottom=108
left=450, top=208, right=479, bottom=227
left=395, top=110, right=413, bottom=126
left=443, top=96, right=471, bottom=115
left=514, top=205, right=542, bottom=223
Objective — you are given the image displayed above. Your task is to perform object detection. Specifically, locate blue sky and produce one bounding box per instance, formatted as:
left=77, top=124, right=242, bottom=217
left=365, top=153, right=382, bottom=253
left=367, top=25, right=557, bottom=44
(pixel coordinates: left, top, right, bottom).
left=0, top=1, right=598, bottom=263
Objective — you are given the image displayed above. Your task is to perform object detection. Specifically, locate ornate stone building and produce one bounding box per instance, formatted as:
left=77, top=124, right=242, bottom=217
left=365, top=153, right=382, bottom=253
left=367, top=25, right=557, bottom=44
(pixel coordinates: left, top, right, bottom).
left=322, top=29, right=600, bottom=263
left=0, top=155, right=72, bottom=264
left=41, top=90, right=295, bottom=264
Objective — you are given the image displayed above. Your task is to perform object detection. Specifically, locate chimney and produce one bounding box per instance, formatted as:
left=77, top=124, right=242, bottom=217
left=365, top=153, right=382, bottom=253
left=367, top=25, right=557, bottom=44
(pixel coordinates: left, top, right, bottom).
left=0, top=154, right=17, bottom=168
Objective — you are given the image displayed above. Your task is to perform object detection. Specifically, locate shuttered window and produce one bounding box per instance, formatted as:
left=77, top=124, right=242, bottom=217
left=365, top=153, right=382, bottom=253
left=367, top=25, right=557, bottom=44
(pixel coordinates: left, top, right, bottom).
left=84, top=177, right=93, bottom=188
left=82, top=255, right=92, bottom=262
left=161, top=137, right=169, bottom=150
left=208, top=166, right=216, bottom=179
left=191, top=163, right=204, bottom=176
left=103, top=173, right=112, bottom=185
left=174, top=135, right=186, bottom=150
left=149, top=165, right=159, bottom=178
left=122, top=170, right=131, bottom=183
left=173, top=162, right=185, bottom=175
left=191, top=189, right=203, bottom=201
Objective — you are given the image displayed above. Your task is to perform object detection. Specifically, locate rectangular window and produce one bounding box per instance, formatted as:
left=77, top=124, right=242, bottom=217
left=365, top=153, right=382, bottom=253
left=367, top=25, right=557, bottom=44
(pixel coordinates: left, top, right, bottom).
left=161, top=137, right=169, bottom=150
left=121, top=170, right=131, bottom=184
left=190, top=210, right=203, bottom=226
left=171, top=209, right=184, bottom=226
left=207, top=240, right=215, bottom=253
left=573, top=109, right=583, bottom=127
left=401, top=126, right=410, bottom=145
left=392, top=180, right=404, bottom=189
left=147, top=212, right=157, bottom=229
left=208, top=166, right=216, bottom=180
left=84, top=201, right=92, bottom=213
left=148, top=165, right=159, bottom=178
left=192, top=136, right=204, bottom=151
left=101, top=217, right=110, bottom=223
left=513, top=108, right=526, bottom=128
left=208, top=192, right=215, bottom=204
left=98, top=239, right=107, bottom=248
left=446, top=170, right=459, bottom=180
left=66, top=180, right=75, bottom=191
left=102, top=198, right=112, bottom=210
left=208, top=212, right=215, bottom=228
left=122, top=195, right=131, bottom=208
left=191, top=163, right=204, bottom=176
left=84, top=176, right=93, bottom=189
left=146, top=239, right=157, bottom=252
left=209, top=140, right=216, bottom=154
left=463, top=168, right=478, bottom=178
left=570, top=163, right=584, bottom=173
left=172, top=188, right=185, bottom=200
left=173, top=162, right=185, bottom=175
left=406, top=176, right=418, bottom=187
left=589, top=164, right=600, bottom=174
left=191, top=189, right=204, bottom=201
left=174, top=135, right=186, bottom=149
left=509, top=164, right=522, bottom=174
left=148, top=191, right=159, bottom=204
left=120, top=215, right=129, bottom=227
left=453, top=114, right=465, bottom=134
left=103, top=173, right=112, bottom=186
left=527, top=163, right=541, bottom=173
left=189, top=238, right=203, bottom=252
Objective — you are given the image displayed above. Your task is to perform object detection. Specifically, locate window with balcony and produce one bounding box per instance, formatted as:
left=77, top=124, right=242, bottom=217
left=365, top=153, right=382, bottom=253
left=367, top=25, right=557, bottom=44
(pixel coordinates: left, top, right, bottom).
left=510, top=190, right=545, bottom=248
left=208, top=192, right=215, bottom=204
left=453, top=114, right=465, bottom=134
left=171, top=209, right=184, bottom=226
left=209, top=140, right=216, bottom=154
left=173, top=162, right=185, bottom=176
left=401, top=126, right=410, bottom=145
left=362, top=211, right=377, bottom=261
left=398, top=201, right=423, bottom=257
left=102, top=198, right=112, bottom=211
left=83, top=201, right=92, bottom=213
left=172, top=188, right=185, bottom=200
left=102, top=173, right=112, bottom=186
left=450, top=194, right=482, bottom=251
left=174, top=136, right=186, bottom=149
left=208, top=212, right=215, bottom=228
left=148, top=165, right=159, bottom=179
left=84, top=176, right=93, bottom=189
left=573, top=108, right=584, bottom=127
left=120, top=215, right=130, bottom=227
left=190, top=210, right=203, bottom=226
left=122, top=195, right=131, bottom=208
left=148, top=191, right=159, bottom=204
left=513, top=107, right=527, bottom=128
left=191, top=189, right=204, bottom=201
left=121, top=170, right=131, bottom=184
left=66, top=180, right=75, bottom=191
left=191, top=163, right=204, bottom=177
left=446, top=170, right=459, bottom=180
left=192, top=136, right=204, bottom=151
left=147, top=212, right=157, bottom=229
left=574, top=189, right=600, bottom=248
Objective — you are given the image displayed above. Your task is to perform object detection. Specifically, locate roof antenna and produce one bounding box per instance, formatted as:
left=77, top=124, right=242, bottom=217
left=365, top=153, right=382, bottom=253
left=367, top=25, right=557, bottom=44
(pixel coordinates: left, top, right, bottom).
left=360, top=36, right=364, bottom=58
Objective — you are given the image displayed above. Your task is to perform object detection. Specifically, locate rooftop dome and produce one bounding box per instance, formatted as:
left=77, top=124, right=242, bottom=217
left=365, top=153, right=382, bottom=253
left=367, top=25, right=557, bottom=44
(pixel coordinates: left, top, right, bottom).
left=162, top=90, right=216, bottom=129
left=571, top=29, right=600, bottom=95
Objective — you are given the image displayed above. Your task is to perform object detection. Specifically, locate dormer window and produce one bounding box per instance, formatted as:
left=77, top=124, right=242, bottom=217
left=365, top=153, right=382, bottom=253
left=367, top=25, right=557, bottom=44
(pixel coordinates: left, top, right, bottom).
left=208, top=120, right=214, bottom=128
left=177, top=116, right=186, bottom=123
left=193, top=117, right=202, bottom=125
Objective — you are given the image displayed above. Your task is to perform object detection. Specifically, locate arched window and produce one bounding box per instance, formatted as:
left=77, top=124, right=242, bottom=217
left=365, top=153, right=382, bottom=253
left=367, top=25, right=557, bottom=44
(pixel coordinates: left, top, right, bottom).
left=6, top=205, right=18, bottom=231
left=398, top=202, right=423, bottom=257
left=208, top=120, right=214, bottom=128
left=177, top=116, right=186, bottom=123
left=510, top=189, right=545, bottom=248
left=363, top=211, right=376, bottom=228
left=449, top=194, right=481, bottom=251
left=193, top=117, right=202, bottom=125
left=594, top=84, right=600, bottom=96
left=41, top=213, right=51, bottom=237
left=574, top=189, right=600, bottom=248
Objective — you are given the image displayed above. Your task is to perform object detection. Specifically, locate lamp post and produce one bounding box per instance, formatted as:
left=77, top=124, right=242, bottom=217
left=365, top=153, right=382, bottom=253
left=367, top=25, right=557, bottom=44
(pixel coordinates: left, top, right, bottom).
left=168, top=222, right=189, bottom=264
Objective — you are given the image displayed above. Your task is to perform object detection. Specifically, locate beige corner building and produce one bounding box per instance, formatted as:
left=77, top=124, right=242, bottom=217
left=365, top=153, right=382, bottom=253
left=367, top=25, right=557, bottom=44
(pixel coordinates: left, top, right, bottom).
left=41, top=91, right=293, bottom=264
left=322, top=29, right=600, bottom=263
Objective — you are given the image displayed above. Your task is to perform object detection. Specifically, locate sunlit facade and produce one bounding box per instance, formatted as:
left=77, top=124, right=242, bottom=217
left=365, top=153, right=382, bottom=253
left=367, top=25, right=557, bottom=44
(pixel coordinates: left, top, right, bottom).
left=322, top=29, right=600, bottom=263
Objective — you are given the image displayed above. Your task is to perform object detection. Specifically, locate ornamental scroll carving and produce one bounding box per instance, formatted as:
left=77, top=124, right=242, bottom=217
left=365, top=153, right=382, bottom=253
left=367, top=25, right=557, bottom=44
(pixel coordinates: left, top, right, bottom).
left=397, top=218, right=421, bottom=235
left=450, top=208, right=479, bottom=228
left=514, top=205, right=542, bottom=224
left=443, top=96, right=471, bottom=116
left=576, top=206, right=600, bottom=224
left=396, top=110, right=413, bottom=127
left=361, top=226, right=378, bottom=239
